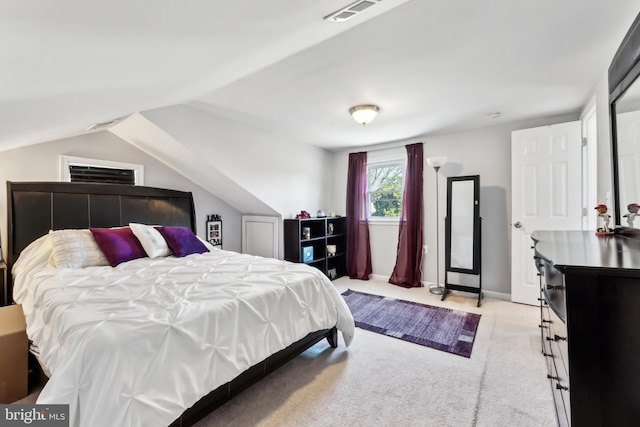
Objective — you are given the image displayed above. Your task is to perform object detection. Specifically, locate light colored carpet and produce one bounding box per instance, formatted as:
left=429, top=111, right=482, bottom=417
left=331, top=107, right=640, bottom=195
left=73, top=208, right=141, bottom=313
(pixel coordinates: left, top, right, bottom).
left=17, top=277, right=557, bottom=426
left=192, top=278, right=556, bottom=427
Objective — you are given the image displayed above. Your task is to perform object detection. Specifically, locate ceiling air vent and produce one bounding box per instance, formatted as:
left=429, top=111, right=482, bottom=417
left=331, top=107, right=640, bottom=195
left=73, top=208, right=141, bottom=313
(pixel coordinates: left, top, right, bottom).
left=324, top=0, right=382, bottom=22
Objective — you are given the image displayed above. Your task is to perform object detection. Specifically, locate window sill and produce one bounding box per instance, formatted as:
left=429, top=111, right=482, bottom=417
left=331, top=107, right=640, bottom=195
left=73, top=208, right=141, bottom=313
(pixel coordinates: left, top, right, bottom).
left=368, top=218, right=401, bottom=226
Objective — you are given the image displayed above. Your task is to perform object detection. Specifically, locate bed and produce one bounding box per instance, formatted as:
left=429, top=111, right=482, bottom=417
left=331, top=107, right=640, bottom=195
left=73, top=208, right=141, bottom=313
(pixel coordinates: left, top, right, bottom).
left=6, top=181, right=354, bottom=427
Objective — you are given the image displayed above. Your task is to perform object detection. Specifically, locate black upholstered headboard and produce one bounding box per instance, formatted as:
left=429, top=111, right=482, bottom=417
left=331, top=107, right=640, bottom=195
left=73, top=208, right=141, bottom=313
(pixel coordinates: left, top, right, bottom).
left=6, top=181, right=196, bottom=300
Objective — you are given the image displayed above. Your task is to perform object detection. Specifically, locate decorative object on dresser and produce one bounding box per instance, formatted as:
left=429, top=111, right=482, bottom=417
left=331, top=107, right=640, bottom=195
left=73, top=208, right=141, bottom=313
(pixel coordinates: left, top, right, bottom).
left=442, top=175, right=482, bottom=306
left=206, top=214, right=223, bottom=248
left=593, top=204, right=613, bottom=235
left=284, top=216, right=347, bottom=280
left=426, top=156, right=447, bottom=295
left=623, top=202, right=639, bottom=227
left=532, top=231, right=640, bottom=426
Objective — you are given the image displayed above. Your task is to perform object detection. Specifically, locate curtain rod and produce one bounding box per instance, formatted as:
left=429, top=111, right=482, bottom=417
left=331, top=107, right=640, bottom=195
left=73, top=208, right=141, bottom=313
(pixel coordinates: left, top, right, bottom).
left=350, top=142, right=422, bottom=154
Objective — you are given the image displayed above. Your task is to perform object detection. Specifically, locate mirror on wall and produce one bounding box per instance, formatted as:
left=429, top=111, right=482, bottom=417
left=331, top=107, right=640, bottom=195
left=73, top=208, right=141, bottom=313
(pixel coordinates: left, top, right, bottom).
left=613, top=83, right=640, bottom=228
left=610, top=12, right=640, bottom=229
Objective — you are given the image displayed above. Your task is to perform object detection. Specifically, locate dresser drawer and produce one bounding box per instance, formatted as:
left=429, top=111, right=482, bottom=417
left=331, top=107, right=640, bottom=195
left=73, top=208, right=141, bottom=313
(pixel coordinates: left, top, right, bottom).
left=540, top=276, right=571, bottom=426
left=543, top=262, right=566, bottom=322
left=548, top=359, right=570, bottom=427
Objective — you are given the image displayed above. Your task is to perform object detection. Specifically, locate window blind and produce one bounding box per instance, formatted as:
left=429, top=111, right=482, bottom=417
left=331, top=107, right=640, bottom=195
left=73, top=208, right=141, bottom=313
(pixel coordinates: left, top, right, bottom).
left=69, top=165, right=135, bottom=185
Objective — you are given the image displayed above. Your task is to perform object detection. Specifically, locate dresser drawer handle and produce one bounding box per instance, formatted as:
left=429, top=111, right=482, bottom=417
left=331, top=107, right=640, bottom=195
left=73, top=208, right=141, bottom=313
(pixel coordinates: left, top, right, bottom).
left=546, top=284, right=562, bottom=290
left=547, top=374, right=559, bottom=380
left=556, top=383, right=569, bottom=391
left=554, top=334, right=566, bottom=341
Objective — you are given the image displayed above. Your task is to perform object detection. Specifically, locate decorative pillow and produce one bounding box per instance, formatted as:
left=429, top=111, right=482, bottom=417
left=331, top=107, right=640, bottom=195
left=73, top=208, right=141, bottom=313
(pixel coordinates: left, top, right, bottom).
left=89, top=227, right=148, bottom=267
left=49, top=229, right=110, bottom=268
left=197, top=236, right=218, bottom=252
left=12, top=234, right=54, bottom=277
left=129, top=223, right=172, bottom=258
left=157, top=226, right=209, bottom=257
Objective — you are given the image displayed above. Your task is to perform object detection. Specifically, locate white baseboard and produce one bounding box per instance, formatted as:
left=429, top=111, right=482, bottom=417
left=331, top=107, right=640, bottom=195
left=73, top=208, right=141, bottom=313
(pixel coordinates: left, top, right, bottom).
left=366, top=275, right=512, bottom=301
left=369, top=273, right=388, bottom=282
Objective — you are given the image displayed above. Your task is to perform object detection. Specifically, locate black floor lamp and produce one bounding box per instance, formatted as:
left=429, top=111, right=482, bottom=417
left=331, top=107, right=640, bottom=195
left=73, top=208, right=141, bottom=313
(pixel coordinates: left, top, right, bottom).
left=427, top=156, right=447, bottom=295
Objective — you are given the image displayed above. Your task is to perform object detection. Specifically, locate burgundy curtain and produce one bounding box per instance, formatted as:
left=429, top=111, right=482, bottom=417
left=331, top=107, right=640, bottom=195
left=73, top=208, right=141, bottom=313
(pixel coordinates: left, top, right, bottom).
left=389, top=143, right=424, bottom=287
left=346, top=152, right=372, bottom=280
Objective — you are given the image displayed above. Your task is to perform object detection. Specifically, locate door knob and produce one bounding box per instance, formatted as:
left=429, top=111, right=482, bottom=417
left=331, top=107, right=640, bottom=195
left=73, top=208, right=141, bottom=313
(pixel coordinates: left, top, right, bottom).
left=514, top=222, right=522, bottom=228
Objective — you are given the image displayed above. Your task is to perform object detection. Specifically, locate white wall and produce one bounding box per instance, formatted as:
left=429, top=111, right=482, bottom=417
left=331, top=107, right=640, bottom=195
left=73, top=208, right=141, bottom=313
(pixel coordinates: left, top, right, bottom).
left=0, top=131, right=242, bottom=256
left=141, top=104, right=335, bottom=220
left=331, top=113, right=577, bottom=296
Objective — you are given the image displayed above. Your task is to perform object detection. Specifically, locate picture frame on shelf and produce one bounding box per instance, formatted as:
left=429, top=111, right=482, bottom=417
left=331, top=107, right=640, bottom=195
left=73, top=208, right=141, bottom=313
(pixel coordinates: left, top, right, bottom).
left=206, top=215, right=223, bottom=248
left=301, top=246, right=314, bottom=263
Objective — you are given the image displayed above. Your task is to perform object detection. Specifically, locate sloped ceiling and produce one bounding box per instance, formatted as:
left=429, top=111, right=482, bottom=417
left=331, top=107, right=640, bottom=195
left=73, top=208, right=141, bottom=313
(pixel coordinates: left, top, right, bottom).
left=1, top=0, right=639, bottom=151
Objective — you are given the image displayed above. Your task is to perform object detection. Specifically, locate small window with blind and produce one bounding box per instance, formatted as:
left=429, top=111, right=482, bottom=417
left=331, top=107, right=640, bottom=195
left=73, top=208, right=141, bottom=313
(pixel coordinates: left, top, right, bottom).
left=60, top=155, right=144, bottom=185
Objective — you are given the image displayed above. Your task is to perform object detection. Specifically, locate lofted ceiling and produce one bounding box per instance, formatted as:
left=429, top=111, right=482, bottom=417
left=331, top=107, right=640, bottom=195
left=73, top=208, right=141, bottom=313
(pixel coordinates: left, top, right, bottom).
left=1, top=0, right=640, bottom=151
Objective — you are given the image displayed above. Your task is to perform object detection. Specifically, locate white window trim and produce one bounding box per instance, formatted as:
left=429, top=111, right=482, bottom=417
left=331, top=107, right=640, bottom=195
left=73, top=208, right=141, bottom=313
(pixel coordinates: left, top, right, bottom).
left=366, top=157, right=406, bottom=222
left=60, top=155, right=144, bottom=185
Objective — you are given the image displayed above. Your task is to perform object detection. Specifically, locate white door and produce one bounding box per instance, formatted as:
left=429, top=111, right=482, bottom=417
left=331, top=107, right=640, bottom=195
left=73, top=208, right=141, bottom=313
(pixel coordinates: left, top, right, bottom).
left=511, top=121, right=582, bottom=305
left=241, top=215, right=280, bottom=258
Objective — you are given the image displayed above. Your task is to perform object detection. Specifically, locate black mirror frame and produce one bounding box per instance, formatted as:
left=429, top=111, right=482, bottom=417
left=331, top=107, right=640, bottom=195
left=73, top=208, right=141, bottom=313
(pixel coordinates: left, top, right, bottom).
left=609, top=12, right=640, bottom=228
left=444, top=175, right=480, bottom=275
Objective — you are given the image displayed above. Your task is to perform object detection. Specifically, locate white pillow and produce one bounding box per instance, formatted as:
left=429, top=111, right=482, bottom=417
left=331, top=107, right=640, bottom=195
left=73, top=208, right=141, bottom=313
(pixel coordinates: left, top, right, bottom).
left=49, top=229, right=110, bottom=268
left=12, top=234, right=54, bottom=277
left=129, top=223, right=172, bottom=258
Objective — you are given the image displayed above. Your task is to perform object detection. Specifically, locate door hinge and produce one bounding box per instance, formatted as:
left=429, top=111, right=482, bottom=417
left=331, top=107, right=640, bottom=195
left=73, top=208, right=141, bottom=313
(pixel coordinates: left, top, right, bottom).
left=582, top=207, right=588, bottom=216
left=582, top=137, right=588, bottom=147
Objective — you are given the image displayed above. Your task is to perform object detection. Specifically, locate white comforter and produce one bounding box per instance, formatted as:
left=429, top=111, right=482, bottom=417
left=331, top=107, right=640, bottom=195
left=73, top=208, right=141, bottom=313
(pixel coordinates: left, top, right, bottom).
left=13, top=238, right=354, bottom=427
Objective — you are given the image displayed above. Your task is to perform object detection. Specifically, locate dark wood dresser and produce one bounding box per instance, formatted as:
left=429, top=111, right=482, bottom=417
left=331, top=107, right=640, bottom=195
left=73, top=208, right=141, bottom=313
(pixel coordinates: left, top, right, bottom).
left=532, top=230, right=640, bottom=426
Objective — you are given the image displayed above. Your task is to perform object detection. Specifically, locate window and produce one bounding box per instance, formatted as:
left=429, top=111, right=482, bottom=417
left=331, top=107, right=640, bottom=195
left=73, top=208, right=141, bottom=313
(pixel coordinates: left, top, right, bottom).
left=60, top=155, right=144, bottom=185
left=367, top=161, right=405, bottom=218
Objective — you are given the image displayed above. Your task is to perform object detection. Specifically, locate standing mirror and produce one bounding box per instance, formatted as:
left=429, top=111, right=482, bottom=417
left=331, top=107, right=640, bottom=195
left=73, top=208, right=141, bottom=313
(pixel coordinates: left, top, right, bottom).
left=442, top=175, right=482, bottom=306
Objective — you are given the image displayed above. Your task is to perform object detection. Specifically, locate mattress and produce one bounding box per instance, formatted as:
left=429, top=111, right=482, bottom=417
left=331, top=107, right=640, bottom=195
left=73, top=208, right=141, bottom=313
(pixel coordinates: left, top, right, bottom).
left=12, top=236, right=354, bottom=427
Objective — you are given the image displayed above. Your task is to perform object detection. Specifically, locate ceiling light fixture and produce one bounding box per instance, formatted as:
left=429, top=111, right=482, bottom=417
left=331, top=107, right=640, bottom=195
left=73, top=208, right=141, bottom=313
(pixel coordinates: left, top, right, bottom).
left=349, top=104, right=380, bottom=126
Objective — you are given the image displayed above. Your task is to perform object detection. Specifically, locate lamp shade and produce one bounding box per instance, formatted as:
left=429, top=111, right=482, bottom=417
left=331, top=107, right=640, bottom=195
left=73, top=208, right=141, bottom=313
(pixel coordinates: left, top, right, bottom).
left=349, top=105, right=379, bottom=126
left=426, top=156, right=447, bottom=170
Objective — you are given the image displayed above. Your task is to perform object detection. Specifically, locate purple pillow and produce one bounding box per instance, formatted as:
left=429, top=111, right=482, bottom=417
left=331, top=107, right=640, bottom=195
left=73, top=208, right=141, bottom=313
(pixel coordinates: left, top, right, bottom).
left=156, top=226, right=209, bottom=257
left=89, top=227, right=148, bottom=267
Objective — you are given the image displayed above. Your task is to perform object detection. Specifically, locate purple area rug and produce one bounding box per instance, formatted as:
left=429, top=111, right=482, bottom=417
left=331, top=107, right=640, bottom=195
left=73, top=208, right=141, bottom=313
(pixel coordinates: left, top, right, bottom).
left=342, top=289, right=481, bottom=358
